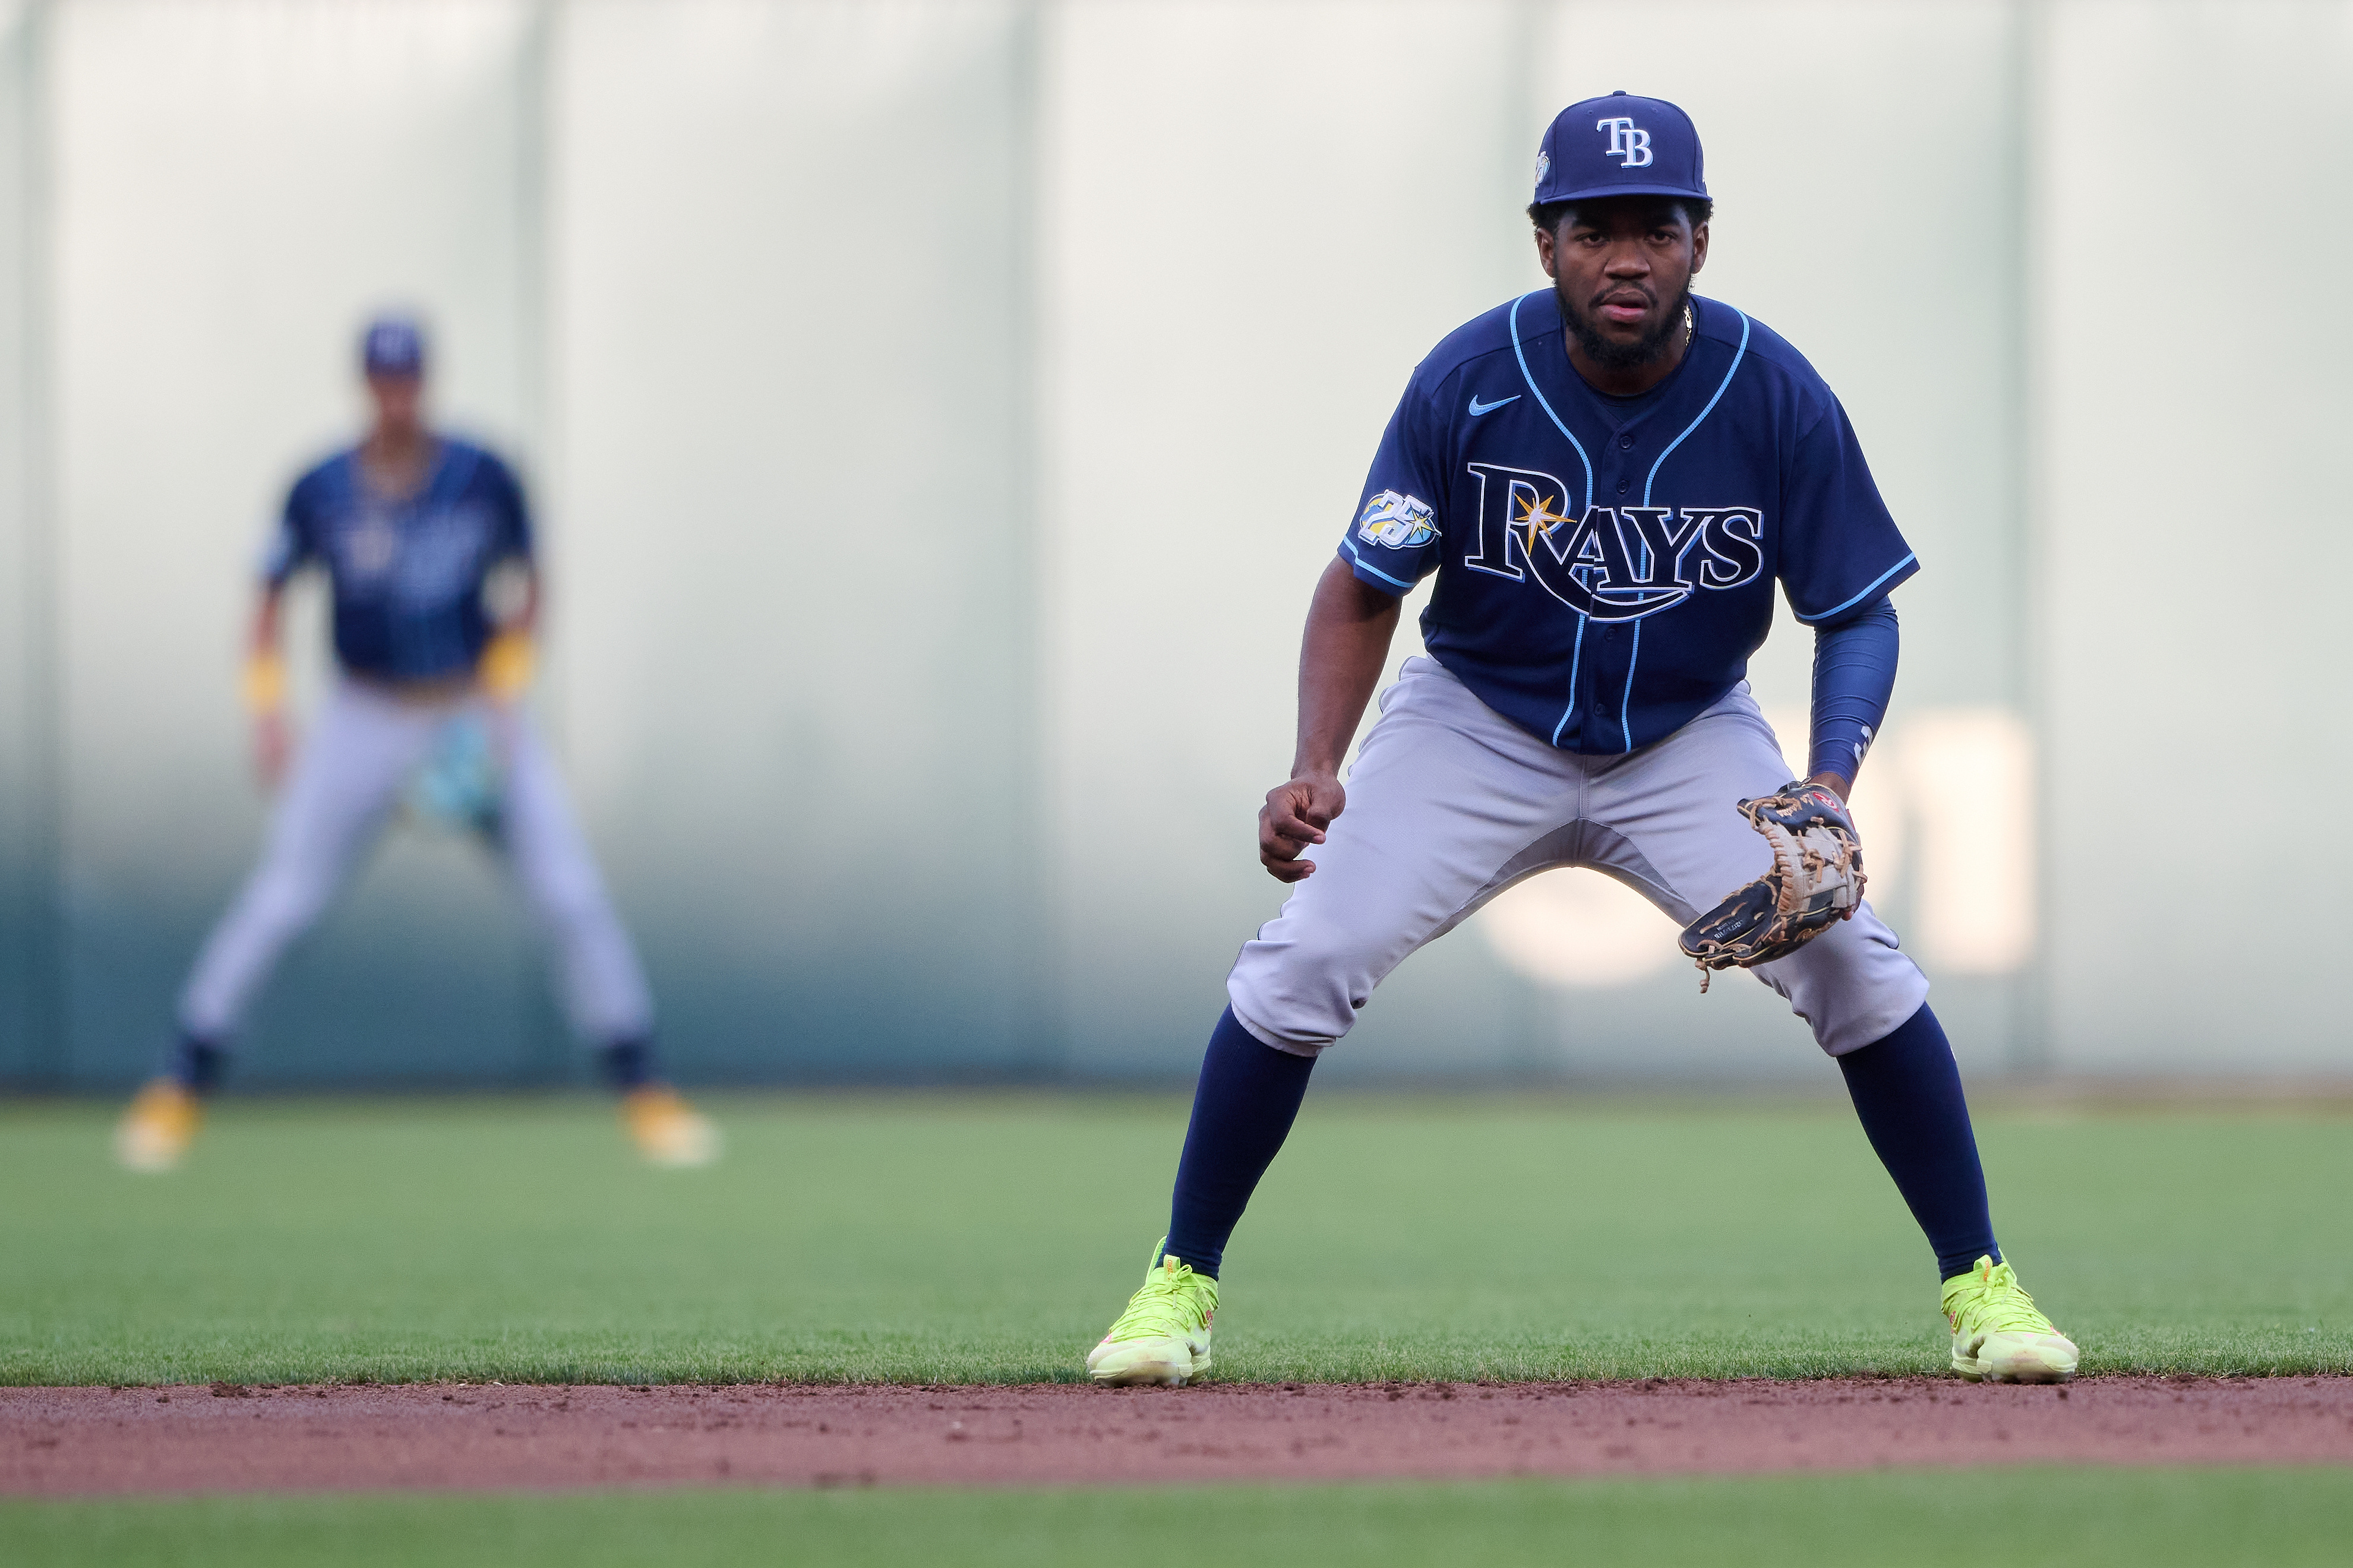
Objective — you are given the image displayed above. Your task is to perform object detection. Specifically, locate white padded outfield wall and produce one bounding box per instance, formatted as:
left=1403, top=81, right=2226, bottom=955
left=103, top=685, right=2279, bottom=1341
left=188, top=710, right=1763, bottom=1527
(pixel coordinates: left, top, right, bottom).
left=0, top=0, right=2343, bottom=1088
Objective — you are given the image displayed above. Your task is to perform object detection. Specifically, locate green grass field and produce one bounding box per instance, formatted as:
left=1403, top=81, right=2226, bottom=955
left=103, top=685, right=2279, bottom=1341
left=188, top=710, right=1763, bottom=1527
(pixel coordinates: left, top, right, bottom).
left=7, top=1469, right=2353, bottom=1567
left=2, top=1092, right=2348, bottom=1385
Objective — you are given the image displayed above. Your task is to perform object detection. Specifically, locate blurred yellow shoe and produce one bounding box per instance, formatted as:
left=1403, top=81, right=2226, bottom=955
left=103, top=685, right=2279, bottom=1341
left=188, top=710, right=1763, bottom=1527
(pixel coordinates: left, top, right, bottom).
left=114, top=1080, right=201, bottom=1172
left=1086, top=1239, right=1218, bottom=1386
left=622, top=1086, right=721, bottom=1168
left=1943, top=1256, right=2079, bottom=1383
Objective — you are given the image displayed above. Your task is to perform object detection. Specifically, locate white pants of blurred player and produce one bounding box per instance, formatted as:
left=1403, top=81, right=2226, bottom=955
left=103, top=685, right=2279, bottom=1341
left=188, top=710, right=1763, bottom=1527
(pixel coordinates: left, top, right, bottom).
left=1227, top=656, right=1929, bottom=1058
left=176, top=678, right=655, bottom=1046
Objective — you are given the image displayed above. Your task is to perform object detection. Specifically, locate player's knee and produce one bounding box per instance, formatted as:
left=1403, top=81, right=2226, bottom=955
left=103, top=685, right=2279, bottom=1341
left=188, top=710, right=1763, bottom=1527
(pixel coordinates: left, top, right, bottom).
left=1227, top=937, right=1373, bottom=1052
left=244, top=870, right=336, bottom=940
left=518, top=862, right=605, bottom=925
left=1761, top=914, right=1928, bottom=1057
left=1223, top=992, right=1342, bottom=1057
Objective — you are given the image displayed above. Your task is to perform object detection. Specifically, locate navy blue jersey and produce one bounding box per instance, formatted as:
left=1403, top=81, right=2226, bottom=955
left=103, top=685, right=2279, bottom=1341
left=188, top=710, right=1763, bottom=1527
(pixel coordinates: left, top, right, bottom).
left=264, top=438, right=533, bottom=682
left=1340, top=292, right=1916, bottom=754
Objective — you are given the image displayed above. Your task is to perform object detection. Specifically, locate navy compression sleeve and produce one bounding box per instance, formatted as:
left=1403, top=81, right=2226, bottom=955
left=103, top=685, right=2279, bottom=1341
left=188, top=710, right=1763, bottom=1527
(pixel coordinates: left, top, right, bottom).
left=1807, top=596, right=1898, bottom=783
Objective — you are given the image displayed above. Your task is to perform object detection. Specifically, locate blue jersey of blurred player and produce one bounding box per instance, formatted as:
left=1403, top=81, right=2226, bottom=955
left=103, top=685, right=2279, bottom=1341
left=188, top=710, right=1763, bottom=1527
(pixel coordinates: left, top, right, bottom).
left=113, top=317, right=718, bottom=1171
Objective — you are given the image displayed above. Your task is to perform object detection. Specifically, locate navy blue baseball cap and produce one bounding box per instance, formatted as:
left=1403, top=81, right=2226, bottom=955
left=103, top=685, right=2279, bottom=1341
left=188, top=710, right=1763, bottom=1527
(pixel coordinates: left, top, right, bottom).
left=360, top=315, right=425, bottom=377
left=1532, top=90, right=1707, bottom=206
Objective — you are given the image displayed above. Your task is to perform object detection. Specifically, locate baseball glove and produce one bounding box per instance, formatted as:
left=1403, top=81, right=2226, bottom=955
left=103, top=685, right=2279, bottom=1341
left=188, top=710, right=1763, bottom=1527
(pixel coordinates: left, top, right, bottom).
left=1677, top=780, right=1866, bottom=990
left=405, top=713, right=505, bottom=837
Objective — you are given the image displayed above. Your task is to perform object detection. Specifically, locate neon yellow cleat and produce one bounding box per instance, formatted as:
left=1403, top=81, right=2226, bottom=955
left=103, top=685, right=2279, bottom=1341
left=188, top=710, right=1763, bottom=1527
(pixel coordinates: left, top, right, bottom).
left=621, top=1087, right=722, bottom=1168
left=1943, top=1256, right=2079, bottom=1383
left=1085, top=1238, right=1218, bottom=1386
left=113, top=1080, right=202, bottom=1173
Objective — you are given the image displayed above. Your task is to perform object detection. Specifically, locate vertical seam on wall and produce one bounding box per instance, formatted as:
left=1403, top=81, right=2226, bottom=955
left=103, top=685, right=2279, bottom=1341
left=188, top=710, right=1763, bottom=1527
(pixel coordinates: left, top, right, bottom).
left=18, top=0, right=61, bottom=1084
left=2012, top=0, right=2052, bottom=1073
left=1011, top=0, right=1058, bottom=1072
left=514, top=0, right=567, bottom=1082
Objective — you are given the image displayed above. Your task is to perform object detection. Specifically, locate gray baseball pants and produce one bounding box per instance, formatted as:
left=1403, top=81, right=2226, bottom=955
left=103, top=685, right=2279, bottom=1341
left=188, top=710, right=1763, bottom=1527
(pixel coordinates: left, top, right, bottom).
left=1227, top=656, right=1928, bottom=1058
left=177, top=678, right=654, bottom=1047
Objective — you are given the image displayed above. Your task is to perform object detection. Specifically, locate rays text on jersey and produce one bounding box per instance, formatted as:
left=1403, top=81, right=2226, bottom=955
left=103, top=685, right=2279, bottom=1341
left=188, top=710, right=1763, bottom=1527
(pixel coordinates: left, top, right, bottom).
left=1460, top=461, right=1761, bottom=621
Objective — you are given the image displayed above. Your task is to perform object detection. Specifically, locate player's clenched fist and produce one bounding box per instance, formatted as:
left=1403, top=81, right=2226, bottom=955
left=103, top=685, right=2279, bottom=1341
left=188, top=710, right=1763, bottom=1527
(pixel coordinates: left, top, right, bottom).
left=1259, top=772, right=1346, bottom=881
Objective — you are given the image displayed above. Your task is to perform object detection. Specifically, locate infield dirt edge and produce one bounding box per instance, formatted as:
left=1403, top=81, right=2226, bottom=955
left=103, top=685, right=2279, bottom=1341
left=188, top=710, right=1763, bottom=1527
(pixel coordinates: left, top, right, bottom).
left=7, top=1375, right=2351, bottom=1496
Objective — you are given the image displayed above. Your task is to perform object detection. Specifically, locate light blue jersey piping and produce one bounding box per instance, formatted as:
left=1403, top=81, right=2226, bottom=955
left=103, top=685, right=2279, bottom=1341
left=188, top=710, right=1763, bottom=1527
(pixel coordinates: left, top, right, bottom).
left=1510, top=290, right=1597, bottom=747
left=1341, top=536, right=1417, bottom=592
left=1508, top=290, right=1595, bottom=507
left=1617, top=620, right=1643, bottom=750
left=1551, top=618, right=1586, bottom=746
left=1643, top=309, right=1750, bottom=507
left=1803, top=551, right=1916, bottom=623
left=1615, top=304, right=1752, bottom=751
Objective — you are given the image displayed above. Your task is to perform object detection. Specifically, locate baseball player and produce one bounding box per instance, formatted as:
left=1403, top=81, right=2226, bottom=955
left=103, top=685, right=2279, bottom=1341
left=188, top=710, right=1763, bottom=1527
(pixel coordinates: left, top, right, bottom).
left=1086, top=93, right=2077, bottom=1386
left=112, top=317, right=718, bottom=1171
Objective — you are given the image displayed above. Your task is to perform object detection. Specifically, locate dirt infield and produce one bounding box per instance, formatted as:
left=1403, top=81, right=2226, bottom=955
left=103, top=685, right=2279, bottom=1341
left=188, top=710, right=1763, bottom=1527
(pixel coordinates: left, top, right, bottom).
left=5, top=1377, right=2351, bottom=1495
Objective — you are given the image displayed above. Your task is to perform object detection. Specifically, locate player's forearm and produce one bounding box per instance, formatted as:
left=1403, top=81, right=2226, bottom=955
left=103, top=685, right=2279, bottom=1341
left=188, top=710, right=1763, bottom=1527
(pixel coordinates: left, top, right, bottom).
left=1293, top=558, right=1401, bottom=777
left=474, top=565, right=540, bottom=701
left=1807, top=596, right=1898, bottom=795
left=239, top=589, right=289, bottom=715
left=247, top=588, right=285, bottom=656
left=509, top=564, right=541, bottom=635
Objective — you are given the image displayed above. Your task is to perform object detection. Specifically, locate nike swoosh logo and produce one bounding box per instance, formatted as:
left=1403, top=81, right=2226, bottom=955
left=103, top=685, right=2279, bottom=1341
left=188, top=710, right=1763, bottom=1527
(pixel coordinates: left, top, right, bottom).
left=1467, top=394, right=1520, bottom=416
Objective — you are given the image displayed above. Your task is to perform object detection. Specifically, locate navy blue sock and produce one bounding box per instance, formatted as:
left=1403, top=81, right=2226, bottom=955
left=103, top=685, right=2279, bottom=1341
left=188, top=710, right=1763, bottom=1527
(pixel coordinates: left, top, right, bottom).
left=164, top=1032, right=229, bottom=1095
left=1164, top=1008, right=1317, bottom=1279
left=1837, top=1003, right=2001, bottom=1282
left=165, top=1031, right=230, bottom=1092
left=596, top=1038, right=658, bottom=1092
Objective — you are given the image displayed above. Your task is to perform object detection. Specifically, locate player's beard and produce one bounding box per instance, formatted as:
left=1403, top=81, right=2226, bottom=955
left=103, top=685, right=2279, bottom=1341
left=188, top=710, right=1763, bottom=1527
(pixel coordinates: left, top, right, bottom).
left=1561, top=284, right=1690, bottom=373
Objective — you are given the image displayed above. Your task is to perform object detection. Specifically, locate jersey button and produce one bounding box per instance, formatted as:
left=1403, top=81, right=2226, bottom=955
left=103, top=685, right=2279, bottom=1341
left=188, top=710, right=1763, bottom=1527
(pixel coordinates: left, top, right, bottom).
left=1618, top=434, right=1633, bottom=449
left=1616, top=479, right=1629, bottom=495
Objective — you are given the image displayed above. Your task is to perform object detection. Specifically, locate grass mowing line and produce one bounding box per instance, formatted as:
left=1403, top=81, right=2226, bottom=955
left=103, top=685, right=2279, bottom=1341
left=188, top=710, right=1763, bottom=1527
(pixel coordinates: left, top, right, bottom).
left=5, top=1468, right=2352, bottom=1568
left=1, top=1098, right=2347, bottom=1386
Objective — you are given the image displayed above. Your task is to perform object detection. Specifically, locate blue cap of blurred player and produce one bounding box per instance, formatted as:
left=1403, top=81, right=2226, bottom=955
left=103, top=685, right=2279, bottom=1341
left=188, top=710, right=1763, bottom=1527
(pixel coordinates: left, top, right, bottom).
left=361, top=315, right=425, bottom=379
left=1532, top=91, right=1708, bottom=207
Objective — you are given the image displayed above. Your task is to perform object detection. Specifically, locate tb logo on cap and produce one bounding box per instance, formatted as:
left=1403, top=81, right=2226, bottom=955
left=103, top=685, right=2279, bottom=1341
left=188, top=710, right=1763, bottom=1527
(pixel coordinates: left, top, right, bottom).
left=1596, top=116, right=1653, bottom=167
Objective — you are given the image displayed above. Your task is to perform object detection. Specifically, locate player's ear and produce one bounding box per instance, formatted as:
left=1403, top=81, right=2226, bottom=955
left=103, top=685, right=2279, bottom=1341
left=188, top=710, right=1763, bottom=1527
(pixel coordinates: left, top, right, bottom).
left=1534, top=225, right=1558, bottom=279
left=1689, top=222, right=1708, bottom=275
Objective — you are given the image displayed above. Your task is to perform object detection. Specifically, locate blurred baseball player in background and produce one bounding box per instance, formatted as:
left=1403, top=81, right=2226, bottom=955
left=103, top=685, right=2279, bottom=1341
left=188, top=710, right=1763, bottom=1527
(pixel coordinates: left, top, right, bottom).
left=1086, top=94, right=2077, bottom=1386
left=113, top=317, right=718, bottom=1172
